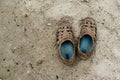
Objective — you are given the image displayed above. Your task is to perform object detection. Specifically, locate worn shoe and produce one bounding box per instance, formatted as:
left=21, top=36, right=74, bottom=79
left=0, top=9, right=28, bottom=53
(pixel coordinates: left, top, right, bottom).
left=56, top=18, right=75, bottom=64
left=78, top=17, right=97, bottom=59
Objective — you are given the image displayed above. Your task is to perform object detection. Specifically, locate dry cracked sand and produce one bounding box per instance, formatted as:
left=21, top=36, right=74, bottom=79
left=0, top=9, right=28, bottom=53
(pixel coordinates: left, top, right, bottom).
left=0, top=0, right=120, bottom=80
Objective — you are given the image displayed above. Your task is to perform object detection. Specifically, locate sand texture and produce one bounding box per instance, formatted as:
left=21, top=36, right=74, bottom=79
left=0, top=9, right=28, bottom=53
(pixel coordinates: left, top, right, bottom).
left=0, top=0, right=120, bottom=80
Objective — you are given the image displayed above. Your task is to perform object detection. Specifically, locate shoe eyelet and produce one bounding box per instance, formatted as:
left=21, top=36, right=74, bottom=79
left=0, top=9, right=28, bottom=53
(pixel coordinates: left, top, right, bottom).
left=57, top=38, right=59, bottom=41
left=90, top=22, right=92, bottom=25
left=86, top=21, right=88, bottom=24
left=85, top=25, right=88, bottom=27
left=90, top=26, right=93, bottom=28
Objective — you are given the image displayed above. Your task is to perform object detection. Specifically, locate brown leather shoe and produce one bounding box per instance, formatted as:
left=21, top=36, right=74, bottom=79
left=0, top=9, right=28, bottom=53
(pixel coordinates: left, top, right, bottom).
left=78, top=17, right=97, bottom=59
left=56, top=18, right=75, bottom=65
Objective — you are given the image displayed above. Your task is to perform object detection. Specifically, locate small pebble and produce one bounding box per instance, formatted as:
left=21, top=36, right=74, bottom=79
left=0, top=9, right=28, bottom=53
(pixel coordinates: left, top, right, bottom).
left=3, top=58, right=5, bottom=61
left=24, top=14, right=28, bottom=17
left=0, top=78, right=3, bottom=80
left=81, top=0, right=89, bottom=3
left=69, top=0, right=73, bottom=2
left=7, top=69, right=10, bottom=72
left=47, top=23, right=52, bottom=26
left=56, top=75, right=59, bottom=79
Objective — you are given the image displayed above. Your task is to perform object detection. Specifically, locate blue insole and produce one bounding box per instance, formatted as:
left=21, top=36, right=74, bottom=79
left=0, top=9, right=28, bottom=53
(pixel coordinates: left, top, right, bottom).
left=60, top=41, right=74, bottom=60
left=80, top=35, right=93, bottom=54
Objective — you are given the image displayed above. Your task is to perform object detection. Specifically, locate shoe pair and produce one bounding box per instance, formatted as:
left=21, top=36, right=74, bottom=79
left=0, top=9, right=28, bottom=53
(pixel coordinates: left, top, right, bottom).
left=56, top=17, right=97, bottom=65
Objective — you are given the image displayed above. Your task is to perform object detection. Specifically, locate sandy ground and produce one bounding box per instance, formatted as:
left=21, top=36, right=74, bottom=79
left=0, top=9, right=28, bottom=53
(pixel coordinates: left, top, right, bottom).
left=0, top=0, right=120, bottom=80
